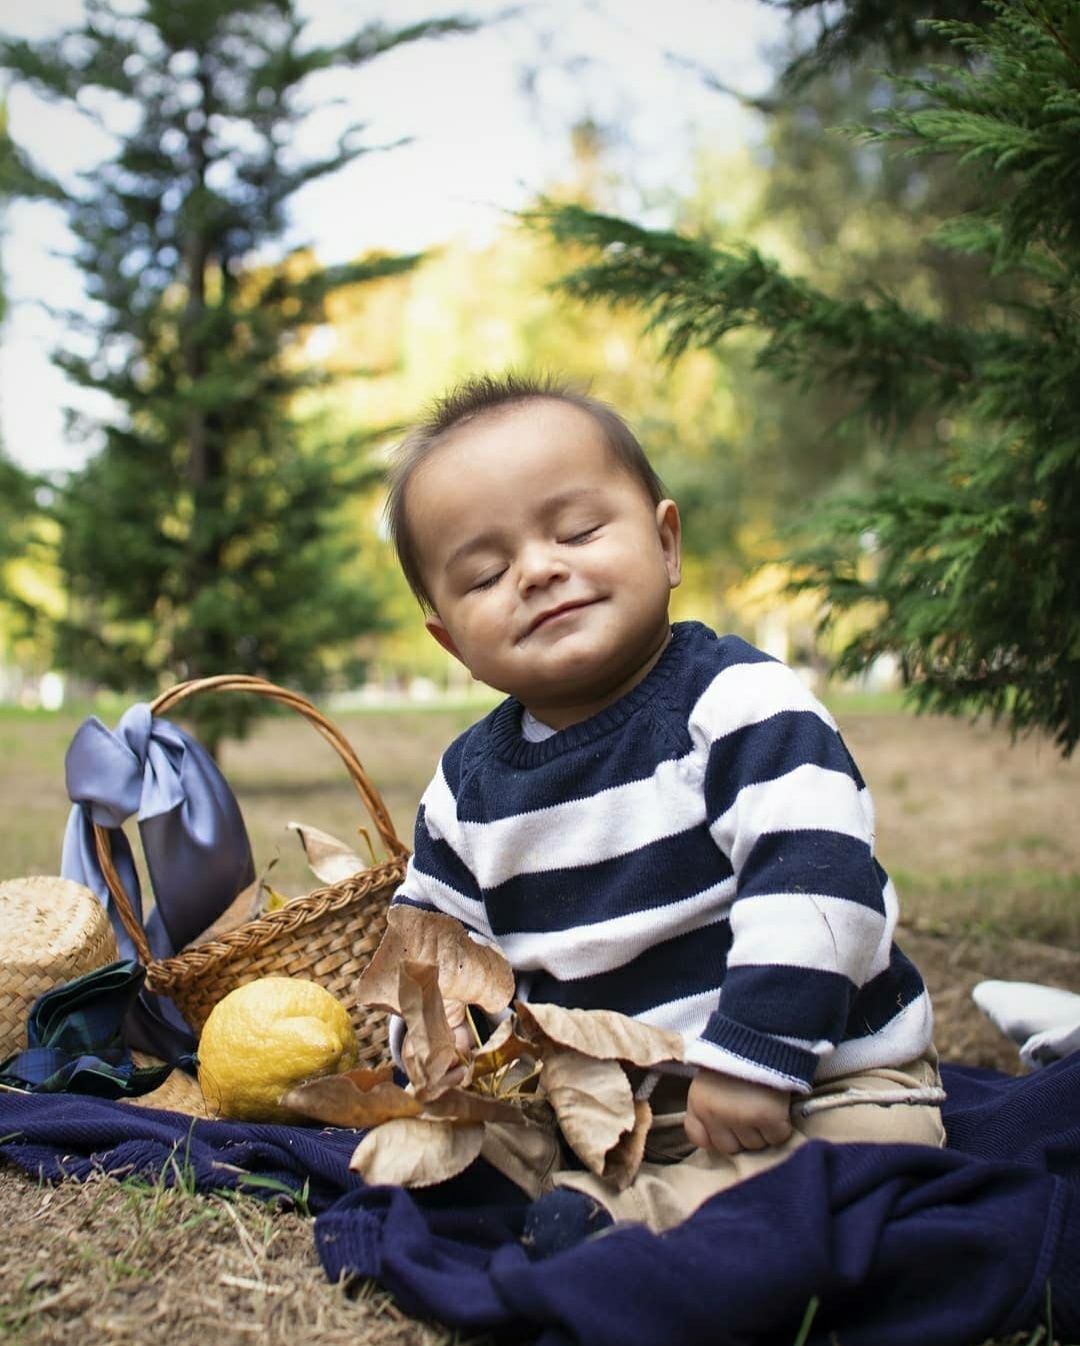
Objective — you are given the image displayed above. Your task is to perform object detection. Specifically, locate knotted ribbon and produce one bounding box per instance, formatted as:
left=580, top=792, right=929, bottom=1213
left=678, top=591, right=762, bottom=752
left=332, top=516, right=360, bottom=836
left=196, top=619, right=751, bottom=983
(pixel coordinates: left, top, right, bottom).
left=61, top=703, right=255, bottom=1059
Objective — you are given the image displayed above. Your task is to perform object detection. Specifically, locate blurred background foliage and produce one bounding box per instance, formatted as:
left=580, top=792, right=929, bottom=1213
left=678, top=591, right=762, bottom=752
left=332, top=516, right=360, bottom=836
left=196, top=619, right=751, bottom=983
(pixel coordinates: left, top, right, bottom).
left=1, top=0, right=1077, bottom=753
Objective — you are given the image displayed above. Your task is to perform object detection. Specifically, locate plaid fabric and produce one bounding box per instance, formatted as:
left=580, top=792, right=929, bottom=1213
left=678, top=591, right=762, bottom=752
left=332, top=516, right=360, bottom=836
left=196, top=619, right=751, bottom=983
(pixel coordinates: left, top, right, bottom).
left=0, top=960, right=194, bottom=1097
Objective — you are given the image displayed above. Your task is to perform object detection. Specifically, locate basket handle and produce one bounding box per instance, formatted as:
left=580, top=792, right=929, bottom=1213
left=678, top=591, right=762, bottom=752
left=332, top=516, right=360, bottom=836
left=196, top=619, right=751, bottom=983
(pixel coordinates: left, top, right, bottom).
left=92, top=675, right=409, bottom=965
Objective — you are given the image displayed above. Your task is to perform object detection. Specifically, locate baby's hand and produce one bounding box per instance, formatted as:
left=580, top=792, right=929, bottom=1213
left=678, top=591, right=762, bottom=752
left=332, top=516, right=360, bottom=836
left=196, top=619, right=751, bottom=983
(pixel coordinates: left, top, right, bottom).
left=685, top=1068, right=793, bottom=1154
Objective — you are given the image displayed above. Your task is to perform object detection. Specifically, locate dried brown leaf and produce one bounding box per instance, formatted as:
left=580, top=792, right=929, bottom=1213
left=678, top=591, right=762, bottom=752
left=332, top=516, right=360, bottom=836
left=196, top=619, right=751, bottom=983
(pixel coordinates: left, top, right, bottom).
left=414, top=1065, right=471, bottom=1104
left=287, top=821, right=367, bottom=885
left=422, top=1088, right=529, bottom=1125
left=280, top=1076, right=421, bottom=1129
left=539, top=1047, right=635, bottom=1175
left=349, top=1117, right=485, bottom=1188
left=498, top=1057, right=544, bottom=1104
left=339, top=1062, right=395, bottom=1090
left=399, top=960, right=460, bottom=1095
left=472, top=1018, right=534, bottom=1079
left=479, top=1119, right=562, bottom=1199
left=602, top=1098, right=653, bottom=1191
left=356, top=906, right=515, bottom=1015
left=516, top=1001, right=685, bottom=1067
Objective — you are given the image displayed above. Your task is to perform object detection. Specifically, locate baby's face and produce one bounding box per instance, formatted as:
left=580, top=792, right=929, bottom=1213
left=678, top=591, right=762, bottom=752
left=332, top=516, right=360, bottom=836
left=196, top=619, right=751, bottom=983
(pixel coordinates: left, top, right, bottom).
left=407, top=398, right=681, bottom=728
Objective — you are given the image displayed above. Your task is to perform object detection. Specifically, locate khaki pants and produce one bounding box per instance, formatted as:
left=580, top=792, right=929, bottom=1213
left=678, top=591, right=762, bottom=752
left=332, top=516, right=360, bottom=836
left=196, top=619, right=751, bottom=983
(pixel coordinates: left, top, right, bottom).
left=481, top=1050, right=945, bottom=1234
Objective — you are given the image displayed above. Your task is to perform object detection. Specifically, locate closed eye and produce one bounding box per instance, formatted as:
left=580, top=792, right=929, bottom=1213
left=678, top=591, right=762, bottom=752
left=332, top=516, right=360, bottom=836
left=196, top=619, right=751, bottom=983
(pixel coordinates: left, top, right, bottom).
left=469, top=568, right=506, bottom=592
left=562, top=526, right=600, bottom=545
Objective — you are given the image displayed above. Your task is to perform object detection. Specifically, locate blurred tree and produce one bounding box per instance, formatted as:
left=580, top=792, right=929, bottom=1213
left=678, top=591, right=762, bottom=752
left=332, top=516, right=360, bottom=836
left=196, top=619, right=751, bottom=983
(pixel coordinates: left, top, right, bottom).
left=763, top=0, right=992, bottom=86
left=700, top=43, right=1003, bottom=538
left=0, top=0, right=474, bottom=748
left=0, top=98, right=45, bottom=651
left=540, top=0, right=1080, bottom=753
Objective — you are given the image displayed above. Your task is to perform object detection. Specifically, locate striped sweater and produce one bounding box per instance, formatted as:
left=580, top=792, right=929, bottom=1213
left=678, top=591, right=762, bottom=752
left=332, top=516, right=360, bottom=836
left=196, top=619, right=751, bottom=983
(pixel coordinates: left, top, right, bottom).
left=393, top=621, right=933, bottom=1093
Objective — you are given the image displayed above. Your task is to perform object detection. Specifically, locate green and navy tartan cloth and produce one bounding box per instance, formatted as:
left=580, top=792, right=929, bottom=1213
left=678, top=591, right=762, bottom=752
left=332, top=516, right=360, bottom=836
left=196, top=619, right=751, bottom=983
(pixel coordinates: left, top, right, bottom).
left=0, top=960, right=191, bottom=1097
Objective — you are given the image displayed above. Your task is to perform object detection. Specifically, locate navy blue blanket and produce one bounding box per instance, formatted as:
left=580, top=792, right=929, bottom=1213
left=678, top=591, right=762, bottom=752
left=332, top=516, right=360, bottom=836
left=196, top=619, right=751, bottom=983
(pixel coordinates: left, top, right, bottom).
left=2, top=1059, right=1079, bottom=1346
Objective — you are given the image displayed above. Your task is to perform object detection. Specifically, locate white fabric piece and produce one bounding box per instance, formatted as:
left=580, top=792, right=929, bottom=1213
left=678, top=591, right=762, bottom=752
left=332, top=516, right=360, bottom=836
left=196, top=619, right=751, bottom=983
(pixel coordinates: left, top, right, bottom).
left=520, top=709, right=557, bottom=742
left=972, top=979, right=1080, bottom=1070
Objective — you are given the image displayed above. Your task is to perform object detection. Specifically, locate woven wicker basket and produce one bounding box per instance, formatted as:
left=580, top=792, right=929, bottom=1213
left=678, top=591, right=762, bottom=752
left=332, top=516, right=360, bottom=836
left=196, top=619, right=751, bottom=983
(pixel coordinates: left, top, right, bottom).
left=92, top=675, right=410, bottom=1067
left=0, top=875, right=120, bottom=1058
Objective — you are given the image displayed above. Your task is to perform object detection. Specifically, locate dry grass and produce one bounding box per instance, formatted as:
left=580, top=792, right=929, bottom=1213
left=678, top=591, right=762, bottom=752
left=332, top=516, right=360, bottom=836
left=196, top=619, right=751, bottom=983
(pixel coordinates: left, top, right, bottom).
left=0, top=1165, right=455, bottom=1346
left=839, top=707, right=1080, bottom=944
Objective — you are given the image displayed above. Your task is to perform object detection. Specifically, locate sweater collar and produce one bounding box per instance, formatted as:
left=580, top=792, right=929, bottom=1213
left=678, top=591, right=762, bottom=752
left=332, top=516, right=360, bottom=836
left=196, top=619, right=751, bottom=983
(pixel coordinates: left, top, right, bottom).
left=487, top=621, right=700, bottom=767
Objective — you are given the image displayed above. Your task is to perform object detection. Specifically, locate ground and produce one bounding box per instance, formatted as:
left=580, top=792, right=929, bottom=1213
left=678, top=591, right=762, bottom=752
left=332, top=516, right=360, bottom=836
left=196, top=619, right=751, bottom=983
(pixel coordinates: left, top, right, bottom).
left=1, top=700, right=1077, bottom=1344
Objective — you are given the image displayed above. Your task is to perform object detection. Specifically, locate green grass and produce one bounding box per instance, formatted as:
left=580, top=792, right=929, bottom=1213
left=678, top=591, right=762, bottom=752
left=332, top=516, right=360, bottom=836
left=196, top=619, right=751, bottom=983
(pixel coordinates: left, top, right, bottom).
left=821, top=686, right=914, bottom=716
left=894, top=868, right=1080, bottom=943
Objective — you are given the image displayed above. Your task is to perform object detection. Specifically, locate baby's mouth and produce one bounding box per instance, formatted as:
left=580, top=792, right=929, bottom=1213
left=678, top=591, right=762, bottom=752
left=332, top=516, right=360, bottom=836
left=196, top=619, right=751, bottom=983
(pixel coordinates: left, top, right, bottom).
left=522, top=599, right=597, bottom=640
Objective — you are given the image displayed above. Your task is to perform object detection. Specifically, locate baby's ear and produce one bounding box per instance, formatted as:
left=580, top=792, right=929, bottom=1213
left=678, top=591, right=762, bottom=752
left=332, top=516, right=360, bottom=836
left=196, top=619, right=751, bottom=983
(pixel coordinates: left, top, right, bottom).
left=425, top=615, right=463, bottom=663
left=656, top=499, right=682, bottom=588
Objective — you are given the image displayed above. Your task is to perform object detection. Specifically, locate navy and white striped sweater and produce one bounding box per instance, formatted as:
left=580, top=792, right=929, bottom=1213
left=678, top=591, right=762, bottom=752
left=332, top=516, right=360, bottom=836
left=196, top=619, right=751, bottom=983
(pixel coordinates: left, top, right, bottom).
left=393, top=621, right=933, bottom=1093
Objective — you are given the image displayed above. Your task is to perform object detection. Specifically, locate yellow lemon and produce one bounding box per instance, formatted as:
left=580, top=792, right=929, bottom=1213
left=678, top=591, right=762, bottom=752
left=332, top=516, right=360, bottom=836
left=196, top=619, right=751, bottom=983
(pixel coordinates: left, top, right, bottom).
left=197, top=977, right=358, bottom=1122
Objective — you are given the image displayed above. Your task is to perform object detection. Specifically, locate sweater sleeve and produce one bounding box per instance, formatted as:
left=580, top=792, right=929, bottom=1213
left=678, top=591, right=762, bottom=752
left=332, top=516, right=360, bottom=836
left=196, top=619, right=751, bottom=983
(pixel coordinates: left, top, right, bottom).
left=683, top=653, right=892, bottom=1092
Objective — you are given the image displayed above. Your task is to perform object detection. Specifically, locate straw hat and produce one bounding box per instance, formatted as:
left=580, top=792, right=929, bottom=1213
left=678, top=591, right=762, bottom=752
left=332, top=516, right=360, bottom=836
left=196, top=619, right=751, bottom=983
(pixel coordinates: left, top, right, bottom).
left=0, top=875, right=119, bottom=1059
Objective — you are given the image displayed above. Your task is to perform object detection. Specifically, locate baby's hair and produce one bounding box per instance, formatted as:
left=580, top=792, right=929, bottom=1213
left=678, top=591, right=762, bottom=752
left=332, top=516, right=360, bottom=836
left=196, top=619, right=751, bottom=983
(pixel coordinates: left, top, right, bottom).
left=385, top=371, right=666, bottom=611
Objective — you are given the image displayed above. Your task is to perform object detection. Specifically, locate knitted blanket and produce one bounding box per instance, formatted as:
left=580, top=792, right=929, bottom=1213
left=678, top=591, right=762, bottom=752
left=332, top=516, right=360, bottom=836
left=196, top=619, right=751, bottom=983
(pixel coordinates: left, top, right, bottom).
left=2, top=1058, right=1078, bottom=1346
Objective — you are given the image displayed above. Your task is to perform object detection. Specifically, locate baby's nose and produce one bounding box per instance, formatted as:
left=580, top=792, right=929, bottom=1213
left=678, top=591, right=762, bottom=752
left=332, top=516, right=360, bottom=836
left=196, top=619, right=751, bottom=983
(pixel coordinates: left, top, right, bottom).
left=517, top=541, right=569, bottom=591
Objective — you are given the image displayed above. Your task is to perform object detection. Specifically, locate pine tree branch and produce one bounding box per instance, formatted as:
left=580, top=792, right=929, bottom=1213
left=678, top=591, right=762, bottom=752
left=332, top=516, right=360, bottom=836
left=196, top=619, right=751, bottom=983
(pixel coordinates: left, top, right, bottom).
left=535, top=203, right=980, bottom=423
left=1023, top=0, right=1080, bottom=69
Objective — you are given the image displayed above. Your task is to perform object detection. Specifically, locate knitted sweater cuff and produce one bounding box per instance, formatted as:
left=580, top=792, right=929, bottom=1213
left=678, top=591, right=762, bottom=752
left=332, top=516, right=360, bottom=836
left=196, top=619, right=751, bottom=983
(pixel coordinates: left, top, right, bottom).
left=691, top=1012, right=821, bottom=1093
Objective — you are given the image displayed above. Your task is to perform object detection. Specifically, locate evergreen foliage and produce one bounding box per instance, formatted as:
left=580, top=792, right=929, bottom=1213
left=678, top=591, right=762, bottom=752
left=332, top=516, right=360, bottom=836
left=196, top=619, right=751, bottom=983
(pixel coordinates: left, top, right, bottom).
left=766, top=0, right=992, bottom=85
left=0, top=101, right=43, bottom=613
left=540, top=0, right=1080, bottom=754
left=0, top=0, right=473, bottom=745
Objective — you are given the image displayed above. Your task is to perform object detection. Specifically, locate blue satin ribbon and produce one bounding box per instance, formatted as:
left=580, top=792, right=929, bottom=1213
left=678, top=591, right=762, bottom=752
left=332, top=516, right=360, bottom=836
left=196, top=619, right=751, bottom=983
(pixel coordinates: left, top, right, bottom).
left=61, top=703, right=255, bottom=1059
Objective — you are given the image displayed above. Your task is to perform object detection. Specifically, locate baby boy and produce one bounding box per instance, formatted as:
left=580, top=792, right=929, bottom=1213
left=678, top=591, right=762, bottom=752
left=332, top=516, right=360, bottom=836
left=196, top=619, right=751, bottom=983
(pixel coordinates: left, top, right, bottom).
left=383, top=372, right=943, bottom=1236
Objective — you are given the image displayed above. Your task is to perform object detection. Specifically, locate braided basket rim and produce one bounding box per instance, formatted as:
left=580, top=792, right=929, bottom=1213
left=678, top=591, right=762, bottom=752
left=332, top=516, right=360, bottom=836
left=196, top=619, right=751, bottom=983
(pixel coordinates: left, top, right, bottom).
left=143, top=852, right=408, bottom=997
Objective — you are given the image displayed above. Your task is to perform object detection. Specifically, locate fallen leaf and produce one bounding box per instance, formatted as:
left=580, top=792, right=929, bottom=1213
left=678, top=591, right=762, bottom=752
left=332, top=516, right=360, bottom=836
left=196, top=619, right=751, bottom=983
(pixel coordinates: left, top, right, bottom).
left=423, top=1088, right=530, bottom=1125
left=280, top=1076, right=421, bottom=1129
left=539, top=1046, right=635, bottom=1175
left=472, top=1017, right=534, bottom=1079
left=262, top=883, right=291, bottom=912
left=288, top=821, right=367, bottom=885
left=516, top=1001, right=685, bottom=1067
left=350, top=1117, right=485, bottom=1187
left=339, top=1062, right=395, bottom=1090
left=399, top=960, right=461, bottom=1097
left=479, top=1119, right=561, bottom=1199
left=356, top=906, right=515, bottom=1015
left=602, top=1098, right=653, bottom=1191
